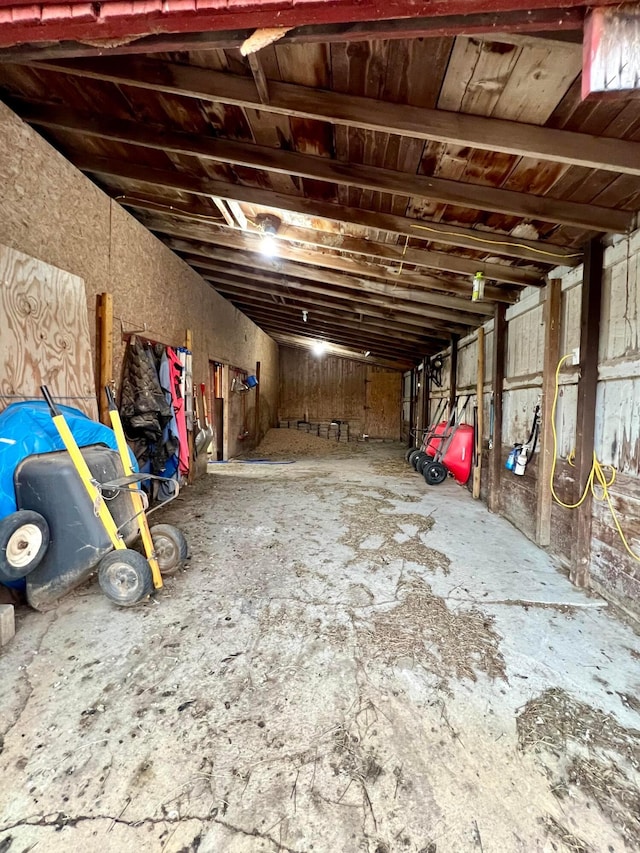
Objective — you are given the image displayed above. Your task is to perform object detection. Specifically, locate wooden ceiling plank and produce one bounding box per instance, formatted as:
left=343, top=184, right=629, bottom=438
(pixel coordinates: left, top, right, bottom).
left=32, top=57, right=640, bottom=180
left=29, top=104, right=633, bottom=231
left=270, top=332, right=414, bottom=369
left=66, top=152, right=585, bottom=263
left=139, top=212, right=513, bottom=307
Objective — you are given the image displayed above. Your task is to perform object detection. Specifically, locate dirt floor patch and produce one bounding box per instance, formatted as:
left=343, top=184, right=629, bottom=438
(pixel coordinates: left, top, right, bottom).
left=354, top=575, right=506, bottom=685
left=518, top=687, right=640, bottom=849
left=243, top=428, right=359, bottom=459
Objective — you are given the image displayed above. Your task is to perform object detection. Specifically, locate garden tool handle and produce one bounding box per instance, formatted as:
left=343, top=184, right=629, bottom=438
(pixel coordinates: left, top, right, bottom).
left=40, top=385, right=60, bottom=417
left=105, top=385, right=118, bottom=412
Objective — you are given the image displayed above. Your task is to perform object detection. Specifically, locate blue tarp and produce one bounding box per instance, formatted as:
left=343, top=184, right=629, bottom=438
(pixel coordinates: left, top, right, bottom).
left=0, top=401, right=136, bottom=520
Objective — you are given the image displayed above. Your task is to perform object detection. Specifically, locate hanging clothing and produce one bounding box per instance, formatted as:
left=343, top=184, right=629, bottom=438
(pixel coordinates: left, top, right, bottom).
left=166, top=346, right=190, bottom=475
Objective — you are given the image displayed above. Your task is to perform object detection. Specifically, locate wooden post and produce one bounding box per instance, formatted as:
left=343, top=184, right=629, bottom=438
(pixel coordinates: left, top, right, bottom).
left=472, top=327, right=485, bottom=500
left=185, top=328, right=195, bottom=484
left=536, top=278, right=562, bottom=546
left=448, top=334, right=459, bottom=415
left=571, top=238, right=603, bottom=587
left=421, top=356, right=431, bottom=433
left=254, top=360, right=261, bottom=444
left=489, top=304, right=506, bottom=513
left=97, top=292, right=113, bottom=425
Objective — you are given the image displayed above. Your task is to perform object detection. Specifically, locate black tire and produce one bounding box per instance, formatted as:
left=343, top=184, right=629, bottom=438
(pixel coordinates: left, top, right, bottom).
left=407, top=449, right=423, bottom=468
left=424, top=461, right=448, bottom=486
left=404, top=447, right=417, bottom=462
left=416, top=454, right=434, bottom=474
left=98, top=549, right=154, bottom=606
left=150, top=524, right=189, bottom=576
left=411, top=451, right=428, bottom=471
left=0, top=510, right=50, bottom=580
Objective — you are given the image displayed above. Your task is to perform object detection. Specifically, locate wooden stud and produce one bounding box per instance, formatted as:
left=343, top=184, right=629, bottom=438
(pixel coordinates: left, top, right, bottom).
left=254, top=360, right=261, bottom=444
left=536, top=278, right=562, bottom=546
left=448, top=335, right=459, bottom=416
left=489, top=303, right=507, bottom=513
left=97, top=292, right=113, bottom=425
left=472, top=326, right=485, bottom=500
left=185, top=328, right=195, bottom=485
left=571, top=238, right=604, bottom=588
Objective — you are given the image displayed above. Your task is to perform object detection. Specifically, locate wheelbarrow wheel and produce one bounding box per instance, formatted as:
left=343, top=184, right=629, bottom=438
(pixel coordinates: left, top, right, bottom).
left=99, top=549, right=154, bottom=606
left=404, top=446, right=418, bottom=462
left=424, top=461, right=448, bottom=485
left=0, top=510, right=50, bottom=580
left=411, top=451, right=428, bottom=470
left=407, top=449, right=422, bottom=467
left=416, top=454, right=434, bottom=474
left=150, top=524, right=189, bottom=576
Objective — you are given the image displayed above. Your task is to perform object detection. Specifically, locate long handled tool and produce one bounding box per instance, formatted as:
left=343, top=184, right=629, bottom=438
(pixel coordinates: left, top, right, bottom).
left=200, top=383, right=214, bottom=457
left=41, top=385, right=125, bottom=553
left=105, top=386, right=163, bottom=590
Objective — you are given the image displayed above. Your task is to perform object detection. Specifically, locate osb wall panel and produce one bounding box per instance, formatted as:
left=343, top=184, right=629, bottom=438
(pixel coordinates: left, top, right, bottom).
left=0, top=102, right=278, bottom=463
left=0, top=244, right=97, bottom=419
left=279, top=347, right=402, bottom=438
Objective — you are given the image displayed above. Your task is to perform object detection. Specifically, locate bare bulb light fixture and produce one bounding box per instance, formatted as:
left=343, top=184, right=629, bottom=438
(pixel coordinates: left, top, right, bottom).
left=311, top=340, right=327, bottom=356
left=302, top=310, right=308, bottom=323
left=257, top=214, right=281, bottom=257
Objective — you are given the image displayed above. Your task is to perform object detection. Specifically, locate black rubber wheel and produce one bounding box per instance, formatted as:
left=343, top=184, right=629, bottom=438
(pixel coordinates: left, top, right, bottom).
left=404, top=447, right=417, bottom=462
left=150, top=524, right=189, bottom=576
left=407, top=449, right=423, bottom=468
left=0, top=510, right=50, bottom=580
left=411, top=451, right=428, bottom=470
left=423, top=461, right=448, bottom=486
left=416, top=454, right=434, bottom=474
left=98, top=549, right=154, bottom=606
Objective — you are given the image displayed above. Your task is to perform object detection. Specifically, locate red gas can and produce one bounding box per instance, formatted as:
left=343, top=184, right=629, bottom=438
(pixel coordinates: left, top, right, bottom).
left=425, top=422, right=474, bottom=485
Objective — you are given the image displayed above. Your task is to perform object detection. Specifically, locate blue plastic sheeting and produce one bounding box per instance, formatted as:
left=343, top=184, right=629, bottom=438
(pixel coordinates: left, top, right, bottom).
left=0, top=401, right=136, bottom=520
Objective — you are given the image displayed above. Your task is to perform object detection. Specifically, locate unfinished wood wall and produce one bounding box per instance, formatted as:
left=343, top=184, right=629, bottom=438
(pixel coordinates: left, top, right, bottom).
left=427, top=229, right=640, bottom=616
left=279, top=347, right=402, bottom=439
left=0, top=101, right=279, bottom=462
left=0, top=244, right=97, bottom=419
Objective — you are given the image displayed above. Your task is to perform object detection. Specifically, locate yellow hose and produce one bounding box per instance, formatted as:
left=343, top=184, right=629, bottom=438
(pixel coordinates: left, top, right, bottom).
left=550, top=354, right=640, bottom=562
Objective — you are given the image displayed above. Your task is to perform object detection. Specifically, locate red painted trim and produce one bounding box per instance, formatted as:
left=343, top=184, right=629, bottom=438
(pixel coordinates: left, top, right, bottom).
left=0, top=0, right=618, bottom=49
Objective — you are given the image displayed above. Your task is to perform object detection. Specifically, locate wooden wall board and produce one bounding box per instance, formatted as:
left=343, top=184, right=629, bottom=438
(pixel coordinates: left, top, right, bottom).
left=365, top=366, right=402, bottom=439
left=0, top=243, right=98, bottom=419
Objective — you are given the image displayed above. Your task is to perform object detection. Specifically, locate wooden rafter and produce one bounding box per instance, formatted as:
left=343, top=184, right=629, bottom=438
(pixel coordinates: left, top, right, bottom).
left=140, top=213, right=514, bottom=306
left=33, top=57, right=640, bottom=180
left=269, top=332, right=412, bottom=369
left=165, top=238, right=490, bottom=325
left=38, top=115, right=633, bottom=231
left=122, top=197, right=541, bottom=288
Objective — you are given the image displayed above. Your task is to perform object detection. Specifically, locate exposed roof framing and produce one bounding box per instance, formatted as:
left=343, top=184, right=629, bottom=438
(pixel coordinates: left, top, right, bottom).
left=1, top=20, right=639, bottom=364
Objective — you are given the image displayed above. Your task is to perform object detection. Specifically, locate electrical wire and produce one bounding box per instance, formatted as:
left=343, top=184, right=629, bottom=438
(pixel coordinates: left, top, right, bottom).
left=411, top=223, right=583, bottom=260
left=550, top=353, right=640, bottom=563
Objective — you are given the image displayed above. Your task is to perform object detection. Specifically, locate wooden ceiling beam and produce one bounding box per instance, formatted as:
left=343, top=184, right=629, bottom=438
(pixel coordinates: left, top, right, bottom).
left=201, top=268, right=457, bottom=336
left=33, top=57, right=640, bottom=181
left=142, top=214, right=510, bottom=308
left=165, top=237, right=489, bottom=324
left=38, top=112, right=632, bottom=231
left=124, top=198, right=540, bottom=288
left=185, top=254, right=473, bottom=332
left=102, top=171, right=582, bottom=267
left=0, top=10, right=584, bottom=62
left=270, top=333, right=413, bottom=370
left=209, top=282, right=450, bottom=345
left=236, top=311, right=425, bottom=360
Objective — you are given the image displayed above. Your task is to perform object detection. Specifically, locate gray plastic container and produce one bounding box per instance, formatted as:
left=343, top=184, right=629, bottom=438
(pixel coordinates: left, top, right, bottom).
left=14, top=445, right=138, bottom=610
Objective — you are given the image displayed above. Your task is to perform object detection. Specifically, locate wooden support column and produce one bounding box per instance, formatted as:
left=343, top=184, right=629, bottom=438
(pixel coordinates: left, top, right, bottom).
left=536, top=278, right=562, bottom=546
left=421, top=357, right=431, bottom=433
left=254, top=360, right=261, bottom=444
left=448, top=334, right=459, bottom=414
left=97, top=292, right=113, bottom=425
left=571, top=238, right=603, bottom=587
left=472, top=327, right=485, bottom=500
left=489, top=304, right=507, bottom=513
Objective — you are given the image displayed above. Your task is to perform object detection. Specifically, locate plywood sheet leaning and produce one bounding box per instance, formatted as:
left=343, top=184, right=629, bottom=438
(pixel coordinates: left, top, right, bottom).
left=0, top=244, right=97, bottom=419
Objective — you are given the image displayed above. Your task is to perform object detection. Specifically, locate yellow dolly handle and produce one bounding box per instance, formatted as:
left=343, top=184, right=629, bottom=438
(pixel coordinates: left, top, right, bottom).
left=40, top=386, right=125, bottom=552
left=105, top=387, right=163, bottom=590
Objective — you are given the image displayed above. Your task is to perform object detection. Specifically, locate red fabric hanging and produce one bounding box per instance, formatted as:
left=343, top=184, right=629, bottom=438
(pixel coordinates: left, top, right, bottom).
left=166, top=346, right=189, bottom=475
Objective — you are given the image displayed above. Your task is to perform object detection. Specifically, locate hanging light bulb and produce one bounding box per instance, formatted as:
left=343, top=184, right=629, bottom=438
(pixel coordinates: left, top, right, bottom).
left=311, top=340, right=327, bottom=356
left=302, top=310, right=308, bottom=323
left=260, top=231, right=277, bottom=257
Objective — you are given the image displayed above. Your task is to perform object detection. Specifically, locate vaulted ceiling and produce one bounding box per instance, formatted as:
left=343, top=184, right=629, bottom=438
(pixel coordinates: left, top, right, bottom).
left=1, top=12, right=640, bottom=368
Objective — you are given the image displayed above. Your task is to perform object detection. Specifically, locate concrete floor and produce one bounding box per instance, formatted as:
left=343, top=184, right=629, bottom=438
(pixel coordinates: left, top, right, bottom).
left=1, top=438, right=639, bottom=853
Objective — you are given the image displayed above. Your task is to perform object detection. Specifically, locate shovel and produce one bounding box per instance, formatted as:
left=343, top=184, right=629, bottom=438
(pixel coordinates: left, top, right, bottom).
left=200, top=383, right=215, bottom=456
left=194, top=384, right=209, bottom=454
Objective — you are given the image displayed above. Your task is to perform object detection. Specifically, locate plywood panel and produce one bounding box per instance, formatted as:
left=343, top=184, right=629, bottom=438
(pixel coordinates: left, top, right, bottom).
left=365, top=366, right=401, bottom=439
left=0, top=244, right=97, bottom=418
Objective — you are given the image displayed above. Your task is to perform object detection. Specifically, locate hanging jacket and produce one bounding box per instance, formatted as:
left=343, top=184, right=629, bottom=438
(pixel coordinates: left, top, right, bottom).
left=120, top=337, right=172, bottom=443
